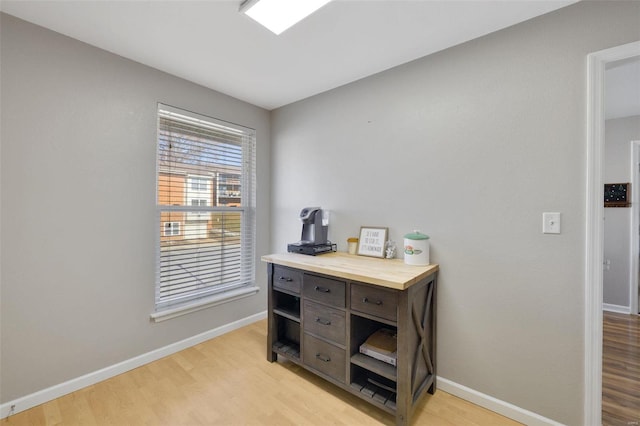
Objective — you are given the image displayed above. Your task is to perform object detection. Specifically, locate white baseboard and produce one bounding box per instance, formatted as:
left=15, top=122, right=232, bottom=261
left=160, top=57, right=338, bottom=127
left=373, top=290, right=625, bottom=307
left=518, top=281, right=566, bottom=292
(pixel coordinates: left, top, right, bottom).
left=0, top=310, right=267, bottom=419
left=437, top=377, right=564, bottom=426
left=603, top=303, right=631, bottom=314
left=1, top=314, right=568, bottom=425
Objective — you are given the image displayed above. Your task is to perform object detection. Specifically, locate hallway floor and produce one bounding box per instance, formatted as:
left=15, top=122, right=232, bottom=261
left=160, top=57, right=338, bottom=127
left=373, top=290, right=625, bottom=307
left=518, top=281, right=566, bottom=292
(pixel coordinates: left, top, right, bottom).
left=602, top=311, right=640, bottom=425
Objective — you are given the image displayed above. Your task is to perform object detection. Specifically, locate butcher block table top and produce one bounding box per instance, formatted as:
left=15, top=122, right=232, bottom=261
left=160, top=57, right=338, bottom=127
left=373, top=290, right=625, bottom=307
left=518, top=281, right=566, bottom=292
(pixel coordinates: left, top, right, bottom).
left=261, top=252, right=439, bottom=291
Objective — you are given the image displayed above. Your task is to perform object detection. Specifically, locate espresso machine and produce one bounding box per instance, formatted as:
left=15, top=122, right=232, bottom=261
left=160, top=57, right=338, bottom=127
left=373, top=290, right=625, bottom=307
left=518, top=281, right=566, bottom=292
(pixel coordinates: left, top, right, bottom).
left=287, top=207, right=336, bottom=255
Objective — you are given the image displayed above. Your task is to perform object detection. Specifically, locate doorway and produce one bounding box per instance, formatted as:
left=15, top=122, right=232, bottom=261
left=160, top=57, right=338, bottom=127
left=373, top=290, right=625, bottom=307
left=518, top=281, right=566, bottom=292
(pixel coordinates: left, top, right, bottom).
left=585, top=40, right=640, bottom=425
left=632, top=140, right=640, bottom=315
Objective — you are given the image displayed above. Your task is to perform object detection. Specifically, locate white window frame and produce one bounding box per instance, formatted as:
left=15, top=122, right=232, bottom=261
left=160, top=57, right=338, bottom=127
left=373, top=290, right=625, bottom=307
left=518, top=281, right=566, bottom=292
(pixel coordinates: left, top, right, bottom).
left=152, top=104, right=258, bottom=321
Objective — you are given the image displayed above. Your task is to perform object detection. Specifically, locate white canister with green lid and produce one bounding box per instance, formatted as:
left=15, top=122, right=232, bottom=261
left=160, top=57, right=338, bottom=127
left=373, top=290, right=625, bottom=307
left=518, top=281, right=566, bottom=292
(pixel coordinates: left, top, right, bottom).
left=403, top=230, right=430, bottom=265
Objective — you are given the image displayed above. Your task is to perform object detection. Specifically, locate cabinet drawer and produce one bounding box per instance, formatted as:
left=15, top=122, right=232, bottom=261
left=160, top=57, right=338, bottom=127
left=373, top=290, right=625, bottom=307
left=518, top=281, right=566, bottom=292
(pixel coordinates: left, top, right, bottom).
left=273, top=265, right=302, bottom=294
left=303, top=300, right=346, bottom=345
left=303, top=334, right=346, bottom=383
left=303, top=274, right=345, bottom=307
left=351, top=283, right=398, bottom=322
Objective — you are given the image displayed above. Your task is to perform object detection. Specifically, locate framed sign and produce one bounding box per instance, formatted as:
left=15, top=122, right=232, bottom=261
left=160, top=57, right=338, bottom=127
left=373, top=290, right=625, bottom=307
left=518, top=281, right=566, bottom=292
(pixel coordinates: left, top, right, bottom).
left=357, top=226, right=388, bottom=258
left=604, top=183, right=630, bottom=207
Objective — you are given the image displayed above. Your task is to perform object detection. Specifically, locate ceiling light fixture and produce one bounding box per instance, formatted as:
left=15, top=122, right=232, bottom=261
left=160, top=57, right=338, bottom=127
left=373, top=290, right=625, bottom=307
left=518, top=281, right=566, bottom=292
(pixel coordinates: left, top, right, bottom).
left=240, top=0, right=332, bottom=35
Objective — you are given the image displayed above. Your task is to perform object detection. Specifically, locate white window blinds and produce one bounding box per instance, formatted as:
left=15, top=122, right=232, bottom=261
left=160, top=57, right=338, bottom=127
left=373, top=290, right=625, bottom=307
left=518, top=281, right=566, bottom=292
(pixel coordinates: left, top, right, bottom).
left=156, top=104, right=256, bottom=311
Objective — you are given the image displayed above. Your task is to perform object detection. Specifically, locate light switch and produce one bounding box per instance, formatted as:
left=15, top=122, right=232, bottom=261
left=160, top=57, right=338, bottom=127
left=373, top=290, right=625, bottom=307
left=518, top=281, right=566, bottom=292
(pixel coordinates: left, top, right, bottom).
left=543, top=212, right=561, bottom=234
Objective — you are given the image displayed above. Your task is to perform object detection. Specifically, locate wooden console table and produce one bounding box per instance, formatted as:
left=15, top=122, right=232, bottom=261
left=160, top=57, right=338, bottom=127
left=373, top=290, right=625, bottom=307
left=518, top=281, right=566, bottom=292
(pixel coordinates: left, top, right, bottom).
left=262, top=252, right=439, bottom=425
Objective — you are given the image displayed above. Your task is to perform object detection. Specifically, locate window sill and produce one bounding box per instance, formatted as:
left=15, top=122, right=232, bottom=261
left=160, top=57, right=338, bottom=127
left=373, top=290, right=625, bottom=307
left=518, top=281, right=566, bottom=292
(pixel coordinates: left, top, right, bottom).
left=150, top=286, right=260, bottom=322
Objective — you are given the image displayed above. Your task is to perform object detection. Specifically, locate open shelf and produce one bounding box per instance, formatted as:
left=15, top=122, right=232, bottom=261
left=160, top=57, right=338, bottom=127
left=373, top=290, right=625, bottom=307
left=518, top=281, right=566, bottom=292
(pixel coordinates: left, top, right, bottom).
left=274, top=291, right=300, bottom=322
left=272, top=339, right=300, bottom=360
left=273, top=307, right=300, bottom=322
left=273, top=314, right=300, bottom=361
left=351, top=353, right=397, bottom=382
left=350, top=367, right=397, bottom=412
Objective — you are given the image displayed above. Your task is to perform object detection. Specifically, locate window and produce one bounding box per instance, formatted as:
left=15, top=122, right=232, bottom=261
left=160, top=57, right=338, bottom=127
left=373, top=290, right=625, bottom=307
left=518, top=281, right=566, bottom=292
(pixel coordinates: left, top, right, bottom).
left=155, top=104, right=256, bottom=314
left=163, top=222, right=181, bottom=237
left=190, top=177, right=209, bottom=191
left=217, top=173, right=242, bottom=206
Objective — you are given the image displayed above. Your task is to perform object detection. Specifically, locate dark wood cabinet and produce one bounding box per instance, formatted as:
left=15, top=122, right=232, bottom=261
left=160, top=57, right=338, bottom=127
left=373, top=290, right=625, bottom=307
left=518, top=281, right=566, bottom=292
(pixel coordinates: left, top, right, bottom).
left=263, top=252, right=438, bottom=426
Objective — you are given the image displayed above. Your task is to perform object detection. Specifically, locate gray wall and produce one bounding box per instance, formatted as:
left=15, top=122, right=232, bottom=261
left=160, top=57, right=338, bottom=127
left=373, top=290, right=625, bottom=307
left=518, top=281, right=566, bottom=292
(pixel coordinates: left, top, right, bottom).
left=270, top=2, right=640, bottom=425
left=603, top=115, right=640, bottom=307
left=0, top=14, right=270, bottom=402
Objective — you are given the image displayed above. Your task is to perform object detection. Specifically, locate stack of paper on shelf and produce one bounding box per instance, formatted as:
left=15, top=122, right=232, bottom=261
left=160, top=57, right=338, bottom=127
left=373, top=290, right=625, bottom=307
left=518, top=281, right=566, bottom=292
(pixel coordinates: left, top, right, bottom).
left=359, top=328, right=397, bottom=366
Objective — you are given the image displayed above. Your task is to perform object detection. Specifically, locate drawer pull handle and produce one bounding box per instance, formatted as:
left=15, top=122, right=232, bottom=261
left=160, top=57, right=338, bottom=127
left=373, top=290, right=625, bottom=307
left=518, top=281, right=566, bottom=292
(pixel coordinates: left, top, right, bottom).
left=362, top=297, right=382, bottom=306
left=316, top=353, right=331, bottom=362
left=278, top=276, right=293, bottom=282
left=314, top=286, right=330, bottom=293
left=315, top=317, right=331, bottom=326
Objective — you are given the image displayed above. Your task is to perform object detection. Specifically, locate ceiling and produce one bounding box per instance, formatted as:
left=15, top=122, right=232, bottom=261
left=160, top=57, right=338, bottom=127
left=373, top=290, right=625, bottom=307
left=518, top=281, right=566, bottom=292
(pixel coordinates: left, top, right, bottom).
left=0, top=0, right=612, bottom=112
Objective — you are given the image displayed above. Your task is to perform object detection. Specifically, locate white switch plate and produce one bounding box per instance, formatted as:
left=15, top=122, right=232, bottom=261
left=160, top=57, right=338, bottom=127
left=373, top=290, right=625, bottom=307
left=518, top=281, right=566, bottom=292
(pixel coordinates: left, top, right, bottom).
left=543, top=212, right=561, bottom=234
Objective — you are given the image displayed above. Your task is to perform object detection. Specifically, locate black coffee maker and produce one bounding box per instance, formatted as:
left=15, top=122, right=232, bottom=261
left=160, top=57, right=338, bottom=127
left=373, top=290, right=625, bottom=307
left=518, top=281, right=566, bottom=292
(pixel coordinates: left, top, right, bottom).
left=287, top=207, right=335, bottom=255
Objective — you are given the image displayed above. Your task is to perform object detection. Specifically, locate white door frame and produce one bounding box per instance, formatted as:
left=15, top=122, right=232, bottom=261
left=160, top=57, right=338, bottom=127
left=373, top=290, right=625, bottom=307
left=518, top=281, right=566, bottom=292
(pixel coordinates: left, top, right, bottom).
left=631, top=141, right=640, bottom=316
left=585, top=40, right=640, bottom=426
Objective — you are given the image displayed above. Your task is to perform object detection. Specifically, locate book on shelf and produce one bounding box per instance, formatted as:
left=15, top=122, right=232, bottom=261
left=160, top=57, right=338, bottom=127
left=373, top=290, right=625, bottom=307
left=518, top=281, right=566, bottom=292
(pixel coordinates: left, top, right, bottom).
left=359, top=328, right=397, bottom=367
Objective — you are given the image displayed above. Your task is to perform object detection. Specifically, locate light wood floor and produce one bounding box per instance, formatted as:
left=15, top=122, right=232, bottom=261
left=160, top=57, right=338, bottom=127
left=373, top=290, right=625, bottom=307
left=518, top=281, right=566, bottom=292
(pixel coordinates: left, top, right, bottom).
left=602, top=311, right=640, bottom=426
left=1, top=319, right=520, bottom=426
